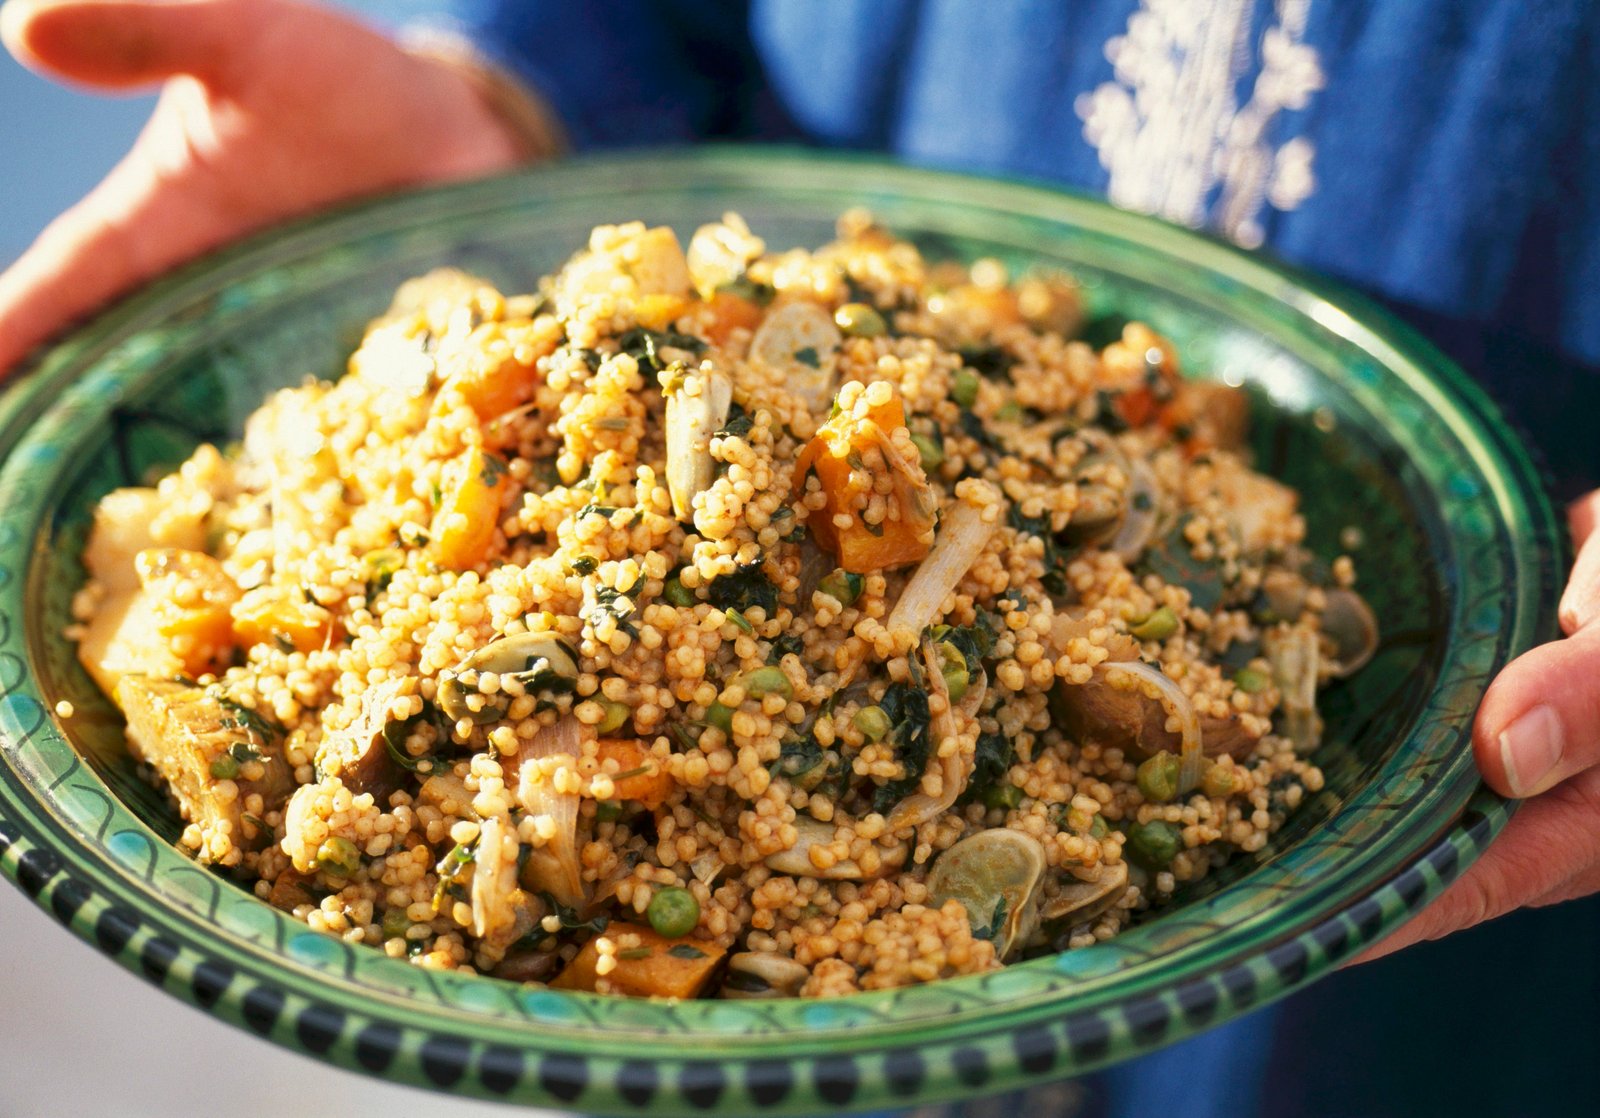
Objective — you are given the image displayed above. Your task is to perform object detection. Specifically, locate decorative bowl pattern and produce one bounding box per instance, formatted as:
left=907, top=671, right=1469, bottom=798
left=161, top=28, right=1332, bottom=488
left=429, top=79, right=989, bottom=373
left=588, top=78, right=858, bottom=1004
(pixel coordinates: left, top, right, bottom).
left=0, top=149, right=1561, bottom=1114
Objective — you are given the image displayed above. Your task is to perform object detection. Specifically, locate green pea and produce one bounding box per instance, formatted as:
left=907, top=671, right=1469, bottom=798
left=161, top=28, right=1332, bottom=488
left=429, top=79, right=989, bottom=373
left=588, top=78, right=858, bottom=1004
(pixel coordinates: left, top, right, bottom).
left=739, top=666, right=792, bottom=699
left=938, top=641, right=970, bottom=703
left=852, top=705, right=891, bottom=742
left=596, top=700, right=631, bottom=735
left=1089, top=814, right=1109, bottom=839
left=952, top=368, right=980, bottom=408
left=995, top=400, right=1024, bottom=423
left=646, top=886, right=700, bottom=938
left=663, top=575, right=695, bottom=608
left=818, top=569, right=864, bottom=606
left=706, top=701, right=735, bottom=732
left=209, top=755, right=240, bottom=781
left=1130, top=605, right=1179, bottom=642
left=1126, top=819, right=1183, bottom=868
left=381, top=908, right=410, bottom=940
left=835, top=302, right=887, bottom=338
left=910, top=432, right=945, bottom=473
left=983, top=782, right=1023, bottom=811
left=1136, top=751, right=1181, bottom=803
left=1200, top=761, right=1236, bottom=798
left=315, top=836, right=361, bottom=878
left=1232, top=667, right=1269, bottom=694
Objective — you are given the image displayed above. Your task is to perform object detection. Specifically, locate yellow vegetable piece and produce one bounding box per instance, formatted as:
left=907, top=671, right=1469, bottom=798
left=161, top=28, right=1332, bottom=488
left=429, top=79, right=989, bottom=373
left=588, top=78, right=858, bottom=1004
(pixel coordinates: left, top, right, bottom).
left=232, top=586, right=341, bottom=654
left=134, top=548, right=239, bottom=675
left=431, top=445, right=512, bottom=570
left=550, top=922, right=724, bottom=999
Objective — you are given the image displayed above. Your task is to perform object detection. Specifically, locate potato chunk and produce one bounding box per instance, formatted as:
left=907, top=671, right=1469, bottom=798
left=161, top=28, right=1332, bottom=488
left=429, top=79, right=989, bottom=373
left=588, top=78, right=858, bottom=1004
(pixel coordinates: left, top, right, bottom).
left=84, top=487, right=208, bottom=592
left=114, top=678, right=293, bottom=865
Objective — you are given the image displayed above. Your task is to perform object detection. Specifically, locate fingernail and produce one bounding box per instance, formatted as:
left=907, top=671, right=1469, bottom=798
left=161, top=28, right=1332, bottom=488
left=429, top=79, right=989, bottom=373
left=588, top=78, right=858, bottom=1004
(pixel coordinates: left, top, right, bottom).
left=1498, top=704, right=1564, bottom=798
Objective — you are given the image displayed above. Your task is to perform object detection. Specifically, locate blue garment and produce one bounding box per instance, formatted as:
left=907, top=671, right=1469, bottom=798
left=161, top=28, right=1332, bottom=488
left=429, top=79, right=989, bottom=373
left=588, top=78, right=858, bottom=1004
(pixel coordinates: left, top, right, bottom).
left=439, top=0, right=1600, bottom=376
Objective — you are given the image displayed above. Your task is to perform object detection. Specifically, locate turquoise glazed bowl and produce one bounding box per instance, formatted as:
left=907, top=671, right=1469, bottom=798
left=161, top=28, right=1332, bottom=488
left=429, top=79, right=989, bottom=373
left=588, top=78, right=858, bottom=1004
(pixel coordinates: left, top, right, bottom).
left=0, top=150, right=1562, bottom=1114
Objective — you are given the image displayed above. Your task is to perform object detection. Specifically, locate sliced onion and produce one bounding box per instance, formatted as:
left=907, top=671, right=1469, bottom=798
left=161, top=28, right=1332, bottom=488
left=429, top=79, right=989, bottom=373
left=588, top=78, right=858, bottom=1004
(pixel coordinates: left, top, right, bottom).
left=514, top=715, right=585, bottom=907
left=1101, top=660, right=1204, bottom=793
left=885, top=487, right=1000, bottom=649
left=470, top=814, right=522, bottom=940
left=1108, top=460, right=1162, bottom=562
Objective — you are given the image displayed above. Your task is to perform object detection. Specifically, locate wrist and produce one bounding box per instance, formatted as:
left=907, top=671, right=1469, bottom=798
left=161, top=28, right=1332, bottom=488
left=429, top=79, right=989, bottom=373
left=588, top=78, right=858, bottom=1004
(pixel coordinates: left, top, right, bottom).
left=397, top=27, right=568, bottom=165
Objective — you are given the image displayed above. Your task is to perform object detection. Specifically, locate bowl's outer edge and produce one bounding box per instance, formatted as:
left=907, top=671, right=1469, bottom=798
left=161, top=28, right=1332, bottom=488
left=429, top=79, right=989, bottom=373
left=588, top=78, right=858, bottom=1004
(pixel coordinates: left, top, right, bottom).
left=0, top=147, right=1566, bottom=1115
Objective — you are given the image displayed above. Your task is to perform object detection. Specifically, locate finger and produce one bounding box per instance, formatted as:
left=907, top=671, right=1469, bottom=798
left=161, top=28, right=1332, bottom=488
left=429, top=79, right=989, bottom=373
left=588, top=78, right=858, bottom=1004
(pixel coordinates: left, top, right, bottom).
left=1569, top=489, right=1600, bottom=549
left=1353, top=766, right=1600, bottom=963
left=1472, top=624, right=1600, bottom=799
left=1, top=0, right=258, bottom=89
left=0, top=82, right=237, bottom=373
left=1559, top=490, right=1600, bottom=634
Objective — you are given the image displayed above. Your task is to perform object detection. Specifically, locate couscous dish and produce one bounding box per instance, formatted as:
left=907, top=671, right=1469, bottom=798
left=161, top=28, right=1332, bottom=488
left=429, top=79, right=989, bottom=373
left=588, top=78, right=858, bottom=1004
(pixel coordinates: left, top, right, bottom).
left=70, top=213, right=1375, bottom=998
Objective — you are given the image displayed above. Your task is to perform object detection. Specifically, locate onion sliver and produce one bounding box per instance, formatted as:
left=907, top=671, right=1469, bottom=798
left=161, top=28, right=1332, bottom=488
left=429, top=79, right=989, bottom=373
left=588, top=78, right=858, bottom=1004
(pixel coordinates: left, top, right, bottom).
left=514, top=715, right=586, bottom=907
left=1101, top=660, right=1204, bottom=793
left=885, top=483, right=1000, bottom=651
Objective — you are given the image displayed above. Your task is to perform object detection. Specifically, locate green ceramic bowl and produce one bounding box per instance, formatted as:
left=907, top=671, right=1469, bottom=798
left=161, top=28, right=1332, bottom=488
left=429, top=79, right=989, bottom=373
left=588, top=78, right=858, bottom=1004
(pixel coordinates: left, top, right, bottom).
left=0, top=149, right=1562, bottom=1114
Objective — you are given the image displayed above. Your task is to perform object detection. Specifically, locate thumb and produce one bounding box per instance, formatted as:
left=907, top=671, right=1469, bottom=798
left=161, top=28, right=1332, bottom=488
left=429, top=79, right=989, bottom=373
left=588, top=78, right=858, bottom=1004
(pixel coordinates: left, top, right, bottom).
left=1474, top=623, right=1600, bottom=799
left=1, top=0, right=256, bottom=89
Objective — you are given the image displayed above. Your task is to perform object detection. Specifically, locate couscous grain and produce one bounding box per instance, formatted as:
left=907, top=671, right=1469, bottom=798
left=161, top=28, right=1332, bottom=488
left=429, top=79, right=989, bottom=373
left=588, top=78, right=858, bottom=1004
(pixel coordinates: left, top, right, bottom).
left=71, top=213, right=1372, bottom=998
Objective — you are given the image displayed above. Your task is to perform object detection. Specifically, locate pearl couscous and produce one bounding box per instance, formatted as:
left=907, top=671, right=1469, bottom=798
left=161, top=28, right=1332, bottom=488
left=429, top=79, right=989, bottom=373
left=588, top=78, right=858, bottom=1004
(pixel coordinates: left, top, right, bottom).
left=70, top=212, right=1374, bottom=998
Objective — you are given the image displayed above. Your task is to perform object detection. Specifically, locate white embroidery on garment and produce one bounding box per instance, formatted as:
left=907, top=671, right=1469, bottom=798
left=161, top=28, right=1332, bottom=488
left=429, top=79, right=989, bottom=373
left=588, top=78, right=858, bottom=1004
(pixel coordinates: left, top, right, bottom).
left=1076, top=0, right=1324, bottom=248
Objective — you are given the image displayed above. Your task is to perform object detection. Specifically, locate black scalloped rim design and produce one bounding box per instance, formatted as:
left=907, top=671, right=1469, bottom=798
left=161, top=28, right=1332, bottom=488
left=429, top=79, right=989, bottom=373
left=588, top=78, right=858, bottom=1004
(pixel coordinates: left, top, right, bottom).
left=0, top=780, right=1509, bottom=1113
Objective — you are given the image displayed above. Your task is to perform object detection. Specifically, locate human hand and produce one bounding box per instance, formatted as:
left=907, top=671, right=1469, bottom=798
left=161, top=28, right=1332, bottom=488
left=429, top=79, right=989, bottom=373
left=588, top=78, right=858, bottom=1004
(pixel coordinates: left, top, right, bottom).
left=1361, top=488, right=1600, bottom=960
left=0, top=0, right=536, bottom=374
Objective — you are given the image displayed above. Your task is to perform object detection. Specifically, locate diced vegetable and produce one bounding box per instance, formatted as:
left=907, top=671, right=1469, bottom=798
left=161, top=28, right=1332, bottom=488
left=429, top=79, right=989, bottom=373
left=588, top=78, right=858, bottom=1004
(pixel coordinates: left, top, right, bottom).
left=794, top=387, right=938, bottom=573
left=114, top=678, right=292, bottom=865
left=85, top=487, right=209, bottom=592
left=598, top=738, right=674, bottom=809
left=77, top=590, right=181, bottom=697
left=438, top=318, right=561, bottom=424
left=550, top=921, right=726, bottom=998
left=313, top=677, right=411, bottom=798
left=231, top=585, right=339, bottom=654
left=431, top=445, right=511, bottom=569
left=134, top=549, right=239, bottom=675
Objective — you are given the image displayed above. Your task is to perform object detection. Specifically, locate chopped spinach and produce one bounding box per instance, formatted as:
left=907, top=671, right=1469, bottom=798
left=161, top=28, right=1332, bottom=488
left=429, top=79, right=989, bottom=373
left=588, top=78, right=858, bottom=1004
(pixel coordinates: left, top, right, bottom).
left=1138, top=515, right=1225, bottom=612
left=617, top=327, right=707, bottom=371
left=541, top=892, right=610, bottom=935
left=215, top=696, right=283, bottom=745
left=1007, top=501, right=1074, bottom=596
left=963, top=729, right=1015, bottom=804
left=871, top=682, right=933, bottom=813
left=767, top=633, right=805, bottom=663
left=769, top=734, right=824, bottom=780
left=706, top=561, right=778, bottom=616
left=588, top=584, right=640, bottom=638
left=478, top=452, right=509, bottom=488
left=958, top=343, right=1017, bottom=382
left=958, top=409, right=1007, bottom=456
left=718, top=402, right=755, bottom=439
left=668, top=944, right=708, bottom=960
